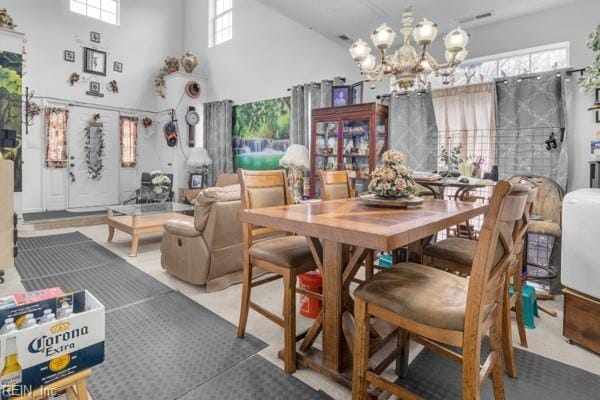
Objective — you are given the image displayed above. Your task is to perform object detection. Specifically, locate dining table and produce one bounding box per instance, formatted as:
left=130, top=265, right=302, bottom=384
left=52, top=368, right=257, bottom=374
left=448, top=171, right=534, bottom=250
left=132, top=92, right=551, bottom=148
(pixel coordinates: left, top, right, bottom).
left=415, top=177, right=496, bottom=200
left=238, top=197, right=488, bottom=387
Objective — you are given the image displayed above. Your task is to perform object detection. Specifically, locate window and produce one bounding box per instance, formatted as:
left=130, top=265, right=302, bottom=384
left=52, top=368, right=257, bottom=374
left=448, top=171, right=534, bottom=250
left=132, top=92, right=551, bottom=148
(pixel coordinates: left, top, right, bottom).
left=209, top=0, right=233, bottom=47
left=440, top=42, right=569, bottom=87
left=70, top=0, right=119, bottom=25
left=120, top=116, right=138, bottom=168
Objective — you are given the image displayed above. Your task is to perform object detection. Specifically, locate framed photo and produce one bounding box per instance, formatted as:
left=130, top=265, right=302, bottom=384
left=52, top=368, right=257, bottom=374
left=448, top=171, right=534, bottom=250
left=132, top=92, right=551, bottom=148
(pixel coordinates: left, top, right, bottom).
left=64, top=50, right=75, bottom=63
left=83, top=47, right=107, bottom=76
left=332, top=86, right=351, bottom=107
left=89, top=81, right=101, bottom=93
left=189, top=173, right=203, bottom=189
left=351, top=82, right=363, bottom=105
left=596, top=89, right=600, bottom=123
left=113, top=61, right=123, bottom=73
left=90, top=31, right=101, bottom=43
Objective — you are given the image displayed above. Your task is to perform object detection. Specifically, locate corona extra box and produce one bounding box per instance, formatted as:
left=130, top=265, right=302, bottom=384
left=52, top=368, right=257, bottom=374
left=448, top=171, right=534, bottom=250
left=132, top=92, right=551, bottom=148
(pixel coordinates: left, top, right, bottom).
left=0, top=290, right=104, bottom=398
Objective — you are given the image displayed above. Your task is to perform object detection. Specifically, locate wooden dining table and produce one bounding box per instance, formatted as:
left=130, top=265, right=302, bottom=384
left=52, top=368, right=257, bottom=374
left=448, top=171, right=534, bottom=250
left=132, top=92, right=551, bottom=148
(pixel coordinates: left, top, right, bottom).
left=238, top=197, right=487, bottom=386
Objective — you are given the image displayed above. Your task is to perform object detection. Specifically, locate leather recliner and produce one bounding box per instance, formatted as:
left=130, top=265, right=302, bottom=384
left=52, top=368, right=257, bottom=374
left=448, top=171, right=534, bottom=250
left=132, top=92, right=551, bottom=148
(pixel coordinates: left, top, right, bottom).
left=160, top=174, right=245, bottom=292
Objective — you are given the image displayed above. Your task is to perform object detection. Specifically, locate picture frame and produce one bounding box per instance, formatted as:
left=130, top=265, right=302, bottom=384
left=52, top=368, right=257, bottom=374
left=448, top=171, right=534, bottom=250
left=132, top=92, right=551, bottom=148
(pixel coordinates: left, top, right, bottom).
left=64, top=50, right=75, bottom=63
left=89, top=81, right=101, bottom=93
left=90, top=31, right=101, bottom=43
left=113, top=61, right=123, bottom=73
left=189, top=173, right=204, bottom=189
left=83, top=47, right=107, bottom=76
left=351, top=82, right=363, bottom=105
left=332, top=86, right=351, bottom=107
left=596, top=88, right=600, bottom=123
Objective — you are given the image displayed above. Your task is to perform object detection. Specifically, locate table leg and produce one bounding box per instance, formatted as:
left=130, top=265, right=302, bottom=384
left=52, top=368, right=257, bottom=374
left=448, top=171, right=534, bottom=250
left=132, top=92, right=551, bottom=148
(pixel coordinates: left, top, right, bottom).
left=107, top=226, right=115, bottom=242
left=129, top=235, right=139, bottom=257
left=322, top=239, right=348, bottom=373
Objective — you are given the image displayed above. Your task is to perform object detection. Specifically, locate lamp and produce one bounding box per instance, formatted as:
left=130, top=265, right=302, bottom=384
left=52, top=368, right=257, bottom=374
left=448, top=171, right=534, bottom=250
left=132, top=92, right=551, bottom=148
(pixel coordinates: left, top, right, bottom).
left=187, top=147, right=212, bottom=189
left=279, top=145, right=310, bottom=203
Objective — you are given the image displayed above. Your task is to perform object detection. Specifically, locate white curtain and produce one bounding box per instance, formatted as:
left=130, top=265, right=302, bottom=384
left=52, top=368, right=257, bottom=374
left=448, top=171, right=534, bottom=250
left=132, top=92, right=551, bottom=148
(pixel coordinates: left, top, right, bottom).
left=432, top=82, right=496, bottom=172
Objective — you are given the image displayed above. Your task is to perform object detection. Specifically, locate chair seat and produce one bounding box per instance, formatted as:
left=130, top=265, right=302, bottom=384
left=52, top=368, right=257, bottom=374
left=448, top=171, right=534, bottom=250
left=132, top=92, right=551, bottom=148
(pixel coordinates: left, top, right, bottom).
left=529, top=220, right=561, bottom=237
left=164, top=219, right=201, bottom=237
left=250, top=235, right=315, bottom=270
left=423, top=237, right=504, bottom=269
left=354, top=263, right=468, bottom=331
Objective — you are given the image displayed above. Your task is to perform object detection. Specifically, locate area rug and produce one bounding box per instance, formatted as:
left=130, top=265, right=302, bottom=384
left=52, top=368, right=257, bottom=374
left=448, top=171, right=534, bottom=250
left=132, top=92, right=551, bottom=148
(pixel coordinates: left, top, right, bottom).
left=15, top=232, right=329, bottom=400
left=395, top=341, right=600, bottom=399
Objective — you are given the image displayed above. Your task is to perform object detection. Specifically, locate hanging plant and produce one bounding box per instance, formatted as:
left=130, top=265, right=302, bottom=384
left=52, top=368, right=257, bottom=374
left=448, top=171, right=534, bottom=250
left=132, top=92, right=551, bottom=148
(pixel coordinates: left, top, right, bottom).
left=142, top=117, right=153, bottom=128
left=84, top=116, right=105, bottom=180
left=154, top=56, right=180, bottom=98
left=579, top=24, right=600, bottom=93
left=25, top=100, right=41, bottom=120
left=0, top=8, right=16, bottom=30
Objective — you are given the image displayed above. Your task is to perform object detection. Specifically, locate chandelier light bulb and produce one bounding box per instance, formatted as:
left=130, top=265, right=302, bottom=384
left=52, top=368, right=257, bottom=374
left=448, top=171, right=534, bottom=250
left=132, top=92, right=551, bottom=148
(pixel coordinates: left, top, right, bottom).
left=444, top=27, right=469, bottom=51
left=413, top=18, right=438, bottom=45
left=349, top=39, right=371, bottom=62
left=360, top=54, right=377, bottom=72
left=371, top=23, right=396, bottom=49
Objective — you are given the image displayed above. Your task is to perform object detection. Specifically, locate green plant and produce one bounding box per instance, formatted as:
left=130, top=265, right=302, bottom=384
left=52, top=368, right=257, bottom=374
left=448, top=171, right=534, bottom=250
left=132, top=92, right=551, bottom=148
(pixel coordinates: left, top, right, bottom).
left=579, top=24, right=600, bottom=93
left=439, top=144, right=463, bottom=171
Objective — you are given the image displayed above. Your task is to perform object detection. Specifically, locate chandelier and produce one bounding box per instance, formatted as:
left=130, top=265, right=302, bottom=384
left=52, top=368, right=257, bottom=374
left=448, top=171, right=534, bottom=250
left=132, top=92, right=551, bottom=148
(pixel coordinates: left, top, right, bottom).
left=349, top=6, right=470, bottom=92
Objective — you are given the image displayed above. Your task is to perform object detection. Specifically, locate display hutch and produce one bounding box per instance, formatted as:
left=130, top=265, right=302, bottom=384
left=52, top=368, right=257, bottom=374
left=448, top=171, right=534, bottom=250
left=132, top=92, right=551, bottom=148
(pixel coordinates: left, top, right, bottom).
left=309, top=102, right=388, bottom=198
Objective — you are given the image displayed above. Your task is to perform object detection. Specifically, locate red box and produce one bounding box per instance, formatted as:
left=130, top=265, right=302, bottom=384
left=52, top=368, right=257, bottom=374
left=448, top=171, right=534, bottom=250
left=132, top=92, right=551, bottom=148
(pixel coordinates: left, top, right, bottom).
left=12, top=287, right=64, bottom=305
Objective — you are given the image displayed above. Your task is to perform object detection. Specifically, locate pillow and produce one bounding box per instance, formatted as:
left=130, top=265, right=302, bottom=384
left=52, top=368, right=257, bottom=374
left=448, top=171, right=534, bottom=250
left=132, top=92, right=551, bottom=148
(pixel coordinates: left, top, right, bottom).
left=195, top=184, right=241, bottom=204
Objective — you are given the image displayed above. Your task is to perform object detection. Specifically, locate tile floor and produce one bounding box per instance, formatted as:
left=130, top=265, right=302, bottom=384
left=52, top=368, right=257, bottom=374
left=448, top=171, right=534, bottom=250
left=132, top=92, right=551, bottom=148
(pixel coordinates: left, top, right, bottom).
left=6, top=225, right=600, bottom=399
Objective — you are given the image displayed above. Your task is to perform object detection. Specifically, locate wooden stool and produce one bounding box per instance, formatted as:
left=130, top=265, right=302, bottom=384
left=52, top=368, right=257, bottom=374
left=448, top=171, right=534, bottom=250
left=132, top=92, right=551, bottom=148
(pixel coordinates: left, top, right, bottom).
left=13, top=369, right=91, bottom=400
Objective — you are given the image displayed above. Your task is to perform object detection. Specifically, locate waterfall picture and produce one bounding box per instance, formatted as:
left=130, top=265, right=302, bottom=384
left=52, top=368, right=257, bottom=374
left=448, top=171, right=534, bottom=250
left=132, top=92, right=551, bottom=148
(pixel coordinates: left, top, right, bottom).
left=232, top=97, right=290, bottom=170
left=0, top=50, right=22, bottom=192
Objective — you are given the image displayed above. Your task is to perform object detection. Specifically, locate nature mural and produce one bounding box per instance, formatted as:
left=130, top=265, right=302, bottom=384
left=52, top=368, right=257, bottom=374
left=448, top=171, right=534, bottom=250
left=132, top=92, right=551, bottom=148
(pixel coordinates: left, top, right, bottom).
left=0, top=50, right=22, bottom=192
left=232, top=97, right=290, bottom=170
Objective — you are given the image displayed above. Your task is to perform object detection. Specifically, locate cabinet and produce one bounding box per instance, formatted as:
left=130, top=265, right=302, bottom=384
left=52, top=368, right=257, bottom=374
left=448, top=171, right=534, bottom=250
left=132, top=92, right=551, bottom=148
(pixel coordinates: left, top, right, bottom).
left=310, top=103, right=388, bottom=198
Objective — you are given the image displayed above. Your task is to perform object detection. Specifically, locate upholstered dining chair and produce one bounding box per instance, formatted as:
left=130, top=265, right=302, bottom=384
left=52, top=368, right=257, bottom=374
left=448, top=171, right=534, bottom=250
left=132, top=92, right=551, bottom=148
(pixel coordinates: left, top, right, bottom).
left=351, top=181, right=530, bottom=400
left=319, top=170, right=354, bottom=200
left=421, top=185, right=536, bottom=378
left=236, top=169, right=318, bottom=374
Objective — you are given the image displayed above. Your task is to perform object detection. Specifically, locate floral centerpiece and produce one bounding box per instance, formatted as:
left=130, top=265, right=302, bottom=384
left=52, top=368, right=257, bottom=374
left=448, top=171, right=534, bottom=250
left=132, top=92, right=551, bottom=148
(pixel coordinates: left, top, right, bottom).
left=368, top=150, right=416, bottom=199
left=151, top=170, right=171, bottom=194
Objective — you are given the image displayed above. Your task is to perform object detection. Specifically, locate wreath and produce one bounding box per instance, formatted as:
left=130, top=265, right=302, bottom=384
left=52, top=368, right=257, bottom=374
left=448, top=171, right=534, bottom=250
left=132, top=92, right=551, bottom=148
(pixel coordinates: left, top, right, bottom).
left=84, top=116, right=105, bottom=179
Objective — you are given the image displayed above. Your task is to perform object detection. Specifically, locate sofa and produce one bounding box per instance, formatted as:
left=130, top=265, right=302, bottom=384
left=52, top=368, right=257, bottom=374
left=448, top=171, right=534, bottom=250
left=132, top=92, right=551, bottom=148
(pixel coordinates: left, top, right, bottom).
left=160, top=173, right=246, bottom=292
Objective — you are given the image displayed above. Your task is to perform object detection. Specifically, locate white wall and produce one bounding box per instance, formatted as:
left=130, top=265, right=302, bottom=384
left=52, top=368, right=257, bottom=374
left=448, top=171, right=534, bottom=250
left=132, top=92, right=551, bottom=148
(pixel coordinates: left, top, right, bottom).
left=183, top=0, right=362, bottom=104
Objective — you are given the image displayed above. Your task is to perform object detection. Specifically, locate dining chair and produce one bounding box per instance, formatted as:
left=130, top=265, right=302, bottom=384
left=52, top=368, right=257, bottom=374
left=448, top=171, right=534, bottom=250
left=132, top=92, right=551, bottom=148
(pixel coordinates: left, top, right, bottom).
left=421, top=185, right=536, bottom=377
left=351, top=181, right=530, bottom=400
left=319, top=170, right=355, bottom=200
left=237, top=169, right=318, bottom=374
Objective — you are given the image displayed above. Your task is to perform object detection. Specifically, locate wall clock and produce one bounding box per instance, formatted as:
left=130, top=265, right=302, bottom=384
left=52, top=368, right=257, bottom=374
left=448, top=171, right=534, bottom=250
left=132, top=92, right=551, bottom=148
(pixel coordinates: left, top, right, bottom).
left=186, top=106, right=199, bottom=147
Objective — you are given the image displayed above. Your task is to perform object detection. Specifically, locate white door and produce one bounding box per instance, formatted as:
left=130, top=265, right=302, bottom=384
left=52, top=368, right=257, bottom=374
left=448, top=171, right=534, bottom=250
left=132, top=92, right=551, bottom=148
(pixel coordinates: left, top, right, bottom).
left=67, top=108, right=119, bottom=208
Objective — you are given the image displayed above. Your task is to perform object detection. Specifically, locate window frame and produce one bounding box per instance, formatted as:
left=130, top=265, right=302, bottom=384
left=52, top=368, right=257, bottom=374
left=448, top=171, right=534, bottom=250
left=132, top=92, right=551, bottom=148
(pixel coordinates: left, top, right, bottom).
left=209, top=0, right=233, bottom=47
left=70, top=0, right=120, bottom=26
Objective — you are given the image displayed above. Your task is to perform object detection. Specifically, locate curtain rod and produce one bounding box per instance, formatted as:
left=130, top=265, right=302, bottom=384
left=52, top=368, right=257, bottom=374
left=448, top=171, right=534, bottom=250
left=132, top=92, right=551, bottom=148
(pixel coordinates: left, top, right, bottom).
left=28, top=94, right=174, bottom=115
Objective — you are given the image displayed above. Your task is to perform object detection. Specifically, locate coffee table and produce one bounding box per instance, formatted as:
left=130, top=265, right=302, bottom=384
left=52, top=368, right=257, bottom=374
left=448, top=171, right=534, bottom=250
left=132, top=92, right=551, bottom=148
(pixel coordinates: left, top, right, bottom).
left=106, top=202, right=194, bottom=256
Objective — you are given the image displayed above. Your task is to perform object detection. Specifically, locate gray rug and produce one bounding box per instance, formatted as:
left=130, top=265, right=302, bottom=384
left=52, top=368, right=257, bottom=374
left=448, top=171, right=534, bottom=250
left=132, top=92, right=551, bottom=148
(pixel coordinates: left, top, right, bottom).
left=17, top=231, right=91, bottom=250
left=178, top=355, right=333, bottom=400
left=23, top=209, right=106, bottom=222
left=395, top=342, right=600, bottom=399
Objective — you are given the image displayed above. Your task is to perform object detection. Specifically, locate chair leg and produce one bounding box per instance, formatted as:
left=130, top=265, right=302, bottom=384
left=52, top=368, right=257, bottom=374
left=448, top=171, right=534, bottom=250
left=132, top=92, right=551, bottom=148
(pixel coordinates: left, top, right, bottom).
left=237, top=260, right=252, bottom=338
left=490, top=310, right=507, bottom=400
left=462, top=336, right=482, bottom=400
left=282, top=271, right=297, bottom=374
left=352, top=297, right=371, bottom=400
left=513, top=271, right=528, bottom=348
left=395, top=329, right=410, bottom=378
left=501, top=277, right=518, bottom=378
left=365, top=251, right=374, bottom=280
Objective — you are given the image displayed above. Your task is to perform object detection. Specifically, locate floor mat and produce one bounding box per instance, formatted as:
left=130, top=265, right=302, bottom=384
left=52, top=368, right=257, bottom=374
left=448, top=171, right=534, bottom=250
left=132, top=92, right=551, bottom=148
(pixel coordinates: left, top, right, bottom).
left=17, top=231, right=91, bottom=251
left=178, top=355, right=332, bottom=400
left=22, top=209, right=107, bottom=222
left=21, top=261, right=173, bottom=311
left=395, top=342, right=600, bottom=399
left=87, top=292, right=267, bottom=400
left=16, top=240, right=122, bottom=279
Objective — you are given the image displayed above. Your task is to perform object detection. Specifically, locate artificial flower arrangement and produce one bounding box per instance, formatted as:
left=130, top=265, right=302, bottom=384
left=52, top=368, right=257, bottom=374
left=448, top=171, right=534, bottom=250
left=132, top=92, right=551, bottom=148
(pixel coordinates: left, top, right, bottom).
left=368, top=150, right=416, bottom=199
left=151, top=170, right=171, bottom=194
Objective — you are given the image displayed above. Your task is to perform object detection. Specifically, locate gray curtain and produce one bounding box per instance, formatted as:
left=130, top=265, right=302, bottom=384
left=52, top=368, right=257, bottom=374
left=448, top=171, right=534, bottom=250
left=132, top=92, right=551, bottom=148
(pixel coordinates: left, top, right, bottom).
left=203, top=100, right=233, bottom=185
left=388, top=91, right=439, bottom=172
left=289, top=77, right=345, bottom=146
left=495, top=71, right=568, bottom=189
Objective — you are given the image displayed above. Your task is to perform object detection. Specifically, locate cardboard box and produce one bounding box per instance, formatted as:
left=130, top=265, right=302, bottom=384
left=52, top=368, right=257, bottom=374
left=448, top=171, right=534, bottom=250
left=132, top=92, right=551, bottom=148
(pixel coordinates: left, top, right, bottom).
left=12, top=289, right=64, bottom=306
left=0, top=290, right=104, bottom=398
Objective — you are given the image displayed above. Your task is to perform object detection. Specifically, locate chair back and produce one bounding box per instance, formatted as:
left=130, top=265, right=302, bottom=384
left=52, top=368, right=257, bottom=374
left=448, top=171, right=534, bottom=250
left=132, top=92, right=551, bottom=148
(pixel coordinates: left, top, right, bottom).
left=464, top=181, right=530, bottom=336
left=238, top=169, right=291, bottom=245
left=319, top=170, right=354, bottom=200
left=509, top=175, right=562, bottom=226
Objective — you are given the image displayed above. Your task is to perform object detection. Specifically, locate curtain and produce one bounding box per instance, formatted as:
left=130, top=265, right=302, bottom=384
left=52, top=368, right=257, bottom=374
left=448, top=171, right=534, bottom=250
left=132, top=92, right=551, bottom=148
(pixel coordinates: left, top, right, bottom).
left=120, top=116, right=138, bottom=167
left=289, top=77, right=345, bottom=146
left=203, top=100, right=233, bottom=185
left=44, top=107, right=69, bottom=168
left=388, top=91, right=438, bottom=172
left=432, top=82, right=496, bottom=172
left=495, top=71, right=568, bottom=189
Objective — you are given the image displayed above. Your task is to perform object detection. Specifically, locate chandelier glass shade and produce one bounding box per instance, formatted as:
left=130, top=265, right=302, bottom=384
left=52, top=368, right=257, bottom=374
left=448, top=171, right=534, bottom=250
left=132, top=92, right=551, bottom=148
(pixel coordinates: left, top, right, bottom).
left=349, top=6, right=470, bottom=92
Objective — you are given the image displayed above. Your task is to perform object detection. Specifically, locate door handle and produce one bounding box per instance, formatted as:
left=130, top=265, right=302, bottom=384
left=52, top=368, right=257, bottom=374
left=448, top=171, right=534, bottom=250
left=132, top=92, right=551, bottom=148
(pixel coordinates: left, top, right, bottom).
left=70, top=156, right=75, bottom=160
left=70, top=163, right=75, bottom=168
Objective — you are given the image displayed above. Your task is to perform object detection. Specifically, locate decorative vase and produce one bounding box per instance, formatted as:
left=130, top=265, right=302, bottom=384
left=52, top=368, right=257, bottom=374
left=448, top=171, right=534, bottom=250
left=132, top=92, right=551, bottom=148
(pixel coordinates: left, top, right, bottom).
left=368, top=150, right=417, bottom=199
left=181, top=51, right=198, bottom=73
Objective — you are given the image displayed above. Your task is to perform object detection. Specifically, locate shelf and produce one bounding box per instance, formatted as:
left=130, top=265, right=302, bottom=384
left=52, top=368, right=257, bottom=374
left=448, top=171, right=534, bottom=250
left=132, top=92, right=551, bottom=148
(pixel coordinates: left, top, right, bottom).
left=315, top=153, right=337, bottom=157
left=343, top=154, right=369, bottom=158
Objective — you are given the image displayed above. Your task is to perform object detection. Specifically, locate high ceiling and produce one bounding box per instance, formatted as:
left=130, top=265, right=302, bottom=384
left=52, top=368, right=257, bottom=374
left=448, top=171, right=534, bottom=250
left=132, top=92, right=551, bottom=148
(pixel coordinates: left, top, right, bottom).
left=257, top=0, right=584, bottom=46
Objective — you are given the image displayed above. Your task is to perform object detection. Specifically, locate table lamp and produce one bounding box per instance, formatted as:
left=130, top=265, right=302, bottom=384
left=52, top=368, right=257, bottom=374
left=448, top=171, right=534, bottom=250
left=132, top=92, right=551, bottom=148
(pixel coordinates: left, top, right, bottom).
left=187, top=147, right=212, bottom=189
left=279, top=145, right=310, bottom=203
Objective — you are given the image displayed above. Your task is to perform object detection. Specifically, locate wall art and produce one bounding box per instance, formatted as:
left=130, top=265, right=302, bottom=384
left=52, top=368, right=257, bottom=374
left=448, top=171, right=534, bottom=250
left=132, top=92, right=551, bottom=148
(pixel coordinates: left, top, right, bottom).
left=113, top=61, right=123, bottom=73
left=90, top=31, right=101, bottom=43
left=83, top=47, right=107, bottom=76
left=0, top=50, right=22, bottom=191
left=64, top=50, right=75, bottom=62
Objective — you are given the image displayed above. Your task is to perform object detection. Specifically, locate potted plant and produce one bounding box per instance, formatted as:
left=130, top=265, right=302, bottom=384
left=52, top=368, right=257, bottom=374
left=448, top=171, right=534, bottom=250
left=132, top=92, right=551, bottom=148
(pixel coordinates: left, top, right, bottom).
left=579, top=24, right=600, bottom=93
left=368, top=150, right=416, bottom=199
left=439, top=144, right=463, bottom=177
